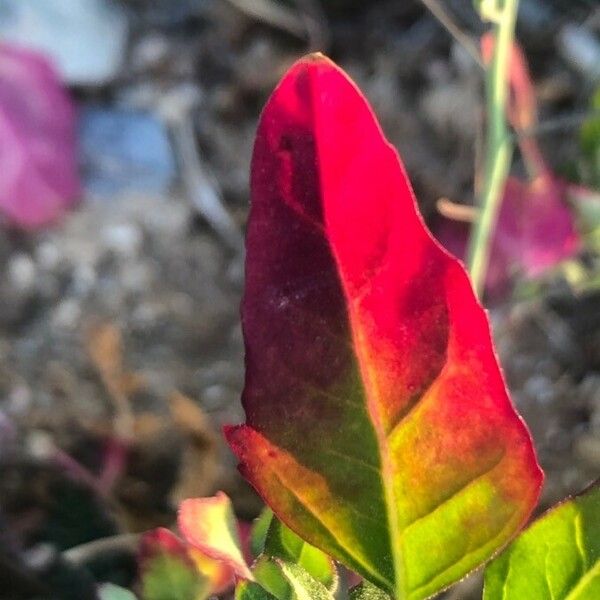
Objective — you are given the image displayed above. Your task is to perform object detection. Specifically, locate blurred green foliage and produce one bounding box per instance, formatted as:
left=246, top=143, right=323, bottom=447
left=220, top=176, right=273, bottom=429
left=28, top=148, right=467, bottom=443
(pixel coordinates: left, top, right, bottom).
left=579, top=88, right=600, bottom=190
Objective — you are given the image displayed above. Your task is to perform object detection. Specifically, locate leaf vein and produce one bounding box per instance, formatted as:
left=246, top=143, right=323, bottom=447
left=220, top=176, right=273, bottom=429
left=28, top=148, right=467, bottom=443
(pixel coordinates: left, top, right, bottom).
left=319, top=448, right=380, bottom=475
left=401, top=450, right=506, bottom=533
left=263, top=458, right=393, bottom=591
left=409, top=505, right=519, bottom=598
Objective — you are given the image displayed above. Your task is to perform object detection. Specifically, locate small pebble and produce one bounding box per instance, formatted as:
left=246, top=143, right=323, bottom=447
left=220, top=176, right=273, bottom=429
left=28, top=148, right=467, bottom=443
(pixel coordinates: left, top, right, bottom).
left=524, top=374, right=555, bottom=405
left=202, top=384, right=233, bottom=410
left=103, top=223, right=143, bottom=258
left=574, top=433, right=600, bottom=468
left=52, top=299, right=82, bottom=330
left=72, top=264, right=97, bottom=295
left=8, top=253, right=36, bottom=293
left=35, top=242, right=61, bottom=271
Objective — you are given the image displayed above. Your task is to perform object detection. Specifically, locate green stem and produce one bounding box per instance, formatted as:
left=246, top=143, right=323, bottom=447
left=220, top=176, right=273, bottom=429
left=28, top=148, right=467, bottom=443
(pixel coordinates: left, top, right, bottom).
left=467, top=0, right=519, bottom=297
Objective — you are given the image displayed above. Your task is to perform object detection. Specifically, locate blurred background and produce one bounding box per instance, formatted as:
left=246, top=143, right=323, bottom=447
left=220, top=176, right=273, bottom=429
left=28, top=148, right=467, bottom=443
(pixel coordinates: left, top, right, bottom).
left=0, top=0, right=599, bottom=597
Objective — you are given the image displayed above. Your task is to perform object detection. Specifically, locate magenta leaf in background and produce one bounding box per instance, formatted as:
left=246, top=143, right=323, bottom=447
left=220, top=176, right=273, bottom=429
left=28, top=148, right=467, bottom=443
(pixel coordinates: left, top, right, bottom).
left=436, top=175, right=581, bottom=299
left=435, top=35, right=581, bottom=300
left=0, top=43, right=80, bottom=229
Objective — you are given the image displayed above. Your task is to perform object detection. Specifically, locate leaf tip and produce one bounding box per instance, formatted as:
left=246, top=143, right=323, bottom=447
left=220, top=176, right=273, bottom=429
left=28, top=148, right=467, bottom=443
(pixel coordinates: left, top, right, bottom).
left=303, top=52, right=333, bottom=64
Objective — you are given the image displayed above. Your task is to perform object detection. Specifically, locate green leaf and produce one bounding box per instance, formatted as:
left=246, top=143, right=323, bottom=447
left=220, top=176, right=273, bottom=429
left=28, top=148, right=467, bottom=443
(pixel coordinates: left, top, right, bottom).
left=580, top=89, right=600, bottom=156
left=236, top=581, right=279, bottom=600
left=277, top=560, right=335, bottom=600
left=251, top=508, right=274, bottom=558
left=350, top=581, right=392, bottom=599
left=139, top=528, right=209, bottom=600
left=264, top=516, right=337, bottom=591
left=484, top=482, right=600, bottom=599
left=569, top=187, right=600, bottom=236
left=579, top=88, right=600, bottom=189
left=253, top=557, right=335, bottom=600
left=142, top=553, right=208, bottom=600
left=98, top=583, right=138, bottom=600
left=254, top=556, right=293, bottom=599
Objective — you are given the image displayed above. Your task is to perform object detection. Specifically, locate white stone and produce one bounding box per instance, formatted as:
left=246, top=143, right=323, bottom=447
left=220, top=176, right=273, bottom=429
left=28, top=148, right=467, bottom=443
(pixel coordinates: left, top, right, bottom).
left=0, top=0, right=129, bottom=85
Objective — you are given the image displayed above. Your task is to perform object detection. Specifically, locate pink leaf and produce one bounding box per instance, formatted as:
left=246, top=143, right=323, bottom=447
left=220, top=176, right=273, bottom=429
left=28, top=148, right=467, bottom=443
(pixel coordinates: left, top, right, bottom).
left=0, top=43, right=81, bottom=229
left=436, top=36, right=581, bottom=298
left=178, top=492, right=253, bottom=583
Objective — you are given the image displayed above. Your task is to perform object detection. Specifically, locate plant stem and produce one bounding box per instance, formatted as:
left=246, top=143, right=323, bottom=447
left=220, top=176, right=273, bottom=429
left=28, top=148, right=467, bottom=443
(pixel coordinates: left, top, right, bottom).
left=467, top=0, right=520, bottom=297
left=63, top=533, right=140, bottom=566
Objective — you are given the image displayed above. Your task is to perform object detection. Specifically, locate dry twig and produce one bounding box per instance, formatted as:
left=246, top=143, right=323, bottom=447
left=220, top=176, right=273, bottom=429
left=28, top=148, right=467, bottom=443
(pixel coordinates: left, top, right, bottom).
left=436, top=197, right=479, bottom=223
left=418, top=0, right=483, bottom=67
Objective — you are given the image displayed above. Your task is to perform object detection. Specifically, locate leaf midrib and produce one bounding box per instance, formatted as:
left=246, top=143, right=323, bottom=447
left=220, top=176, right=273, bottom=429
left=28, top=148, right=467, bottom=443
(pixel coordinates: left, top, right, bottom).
left=262, top=447, right=392, bottom=591
left=306, top=67, right=405, bottom=598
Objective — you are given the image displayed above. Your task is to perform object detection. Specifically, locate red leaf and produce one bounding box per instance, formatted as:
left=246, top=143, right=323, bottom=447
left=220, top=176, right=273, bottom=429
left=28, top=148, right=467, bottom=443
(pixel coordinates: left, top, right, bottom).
left=139, top=528, right=193, bottom=568
left=226, top=54, right=542, bottom=598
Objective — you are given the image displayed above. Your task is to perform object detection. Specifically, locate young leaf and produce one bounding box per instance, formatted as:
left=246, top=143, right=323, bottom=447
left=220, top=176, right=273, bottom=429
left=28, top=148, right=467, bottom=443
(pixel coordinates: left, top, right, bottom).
left=236, top=580, right=279, bottom=600
left=277, top=560, right=335, bottom=600
left=139, top=528, right=209, bottom=600
left=253, top=556, right=334, bottom=600
left=484, top=482, right=600, bottom=599
left=264, top=516, right=337, bottom=590
left=251, top=508, right=274, bottom=558
left=178, top=492, right=253, bottom=582
left=253, top=556, right=335, bottom=600
left=254, top=556, right=293, bottom=599
left=141, top=561, right=203, bottom=600
left=225, top=54, right=543, bottom=599
left=350, top=581, right=392, bottom=600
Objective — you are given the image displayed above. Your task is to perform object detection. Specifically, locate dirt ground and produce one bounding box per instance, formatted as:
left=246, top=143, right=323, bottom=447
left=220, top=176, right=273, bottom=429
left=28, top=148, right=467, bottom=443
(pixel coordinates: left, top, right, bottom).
left=0, top=1, right=599, bottom=598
